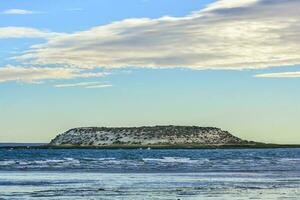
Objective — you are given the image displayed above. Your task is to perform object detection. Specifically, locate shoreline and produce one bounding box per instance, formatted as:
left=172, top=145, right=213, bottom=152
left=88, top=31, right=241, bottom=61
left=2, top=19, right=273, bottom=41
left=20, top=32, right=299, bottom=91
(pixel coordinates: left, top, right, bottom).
left=1, top=143, right=300, bottom=150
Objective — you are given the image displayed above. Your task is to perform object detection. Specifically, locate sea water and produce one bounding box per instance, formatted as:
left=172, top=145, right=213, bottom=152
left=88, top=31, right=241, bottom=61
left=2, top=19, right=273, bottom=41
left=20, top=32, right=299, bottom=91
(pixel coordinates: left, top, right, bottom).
left=0, top=148, right=300, bottom=199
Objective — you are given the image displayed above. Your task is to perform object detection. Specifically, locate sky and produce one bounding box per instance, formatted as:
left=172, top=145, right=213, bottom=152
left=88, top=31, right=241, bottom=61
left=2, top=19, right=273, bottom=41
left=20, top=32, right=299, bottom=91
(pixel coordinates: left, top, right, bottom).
left=0, top=0, right=300, bottom=144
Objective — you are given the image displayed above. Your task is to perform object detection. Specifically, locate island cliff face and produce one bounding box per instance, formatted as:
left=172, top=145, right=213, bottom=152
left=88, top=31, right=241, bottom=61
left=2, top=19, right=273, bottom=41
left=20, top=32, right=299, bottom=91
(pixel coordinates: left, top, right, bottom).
left=49, top=126, right=250, bottom=146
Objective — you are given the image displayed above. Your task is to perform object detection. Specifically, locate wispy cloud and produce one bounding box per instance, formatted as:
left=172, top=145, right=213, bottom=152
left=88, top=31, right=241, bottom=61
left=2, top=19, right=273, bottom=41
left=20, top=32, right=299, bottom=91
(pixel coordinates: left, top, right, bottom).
left=13, top=0, right=300, bottom=71
left=0, top=66, right=107, bottom=83
left=256, top=71, right=300, bottom=78
left=54, top=81, right=111, bottom=89
left=0, top=27, right=63, bottom=39
left=202, top=0, right=259, bottom=11
left=2, top=9, right=34, bottom=15
left=85, top=84, right=112, bottom=89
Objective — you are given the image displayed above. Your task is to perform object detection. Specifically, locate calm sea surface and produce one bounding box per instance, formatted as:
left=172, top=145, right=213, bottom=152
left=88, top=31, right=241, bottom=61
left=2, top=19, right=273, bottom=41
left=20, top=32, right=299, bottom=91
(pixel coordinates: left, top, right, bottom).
left=0, top=148, right=300, bottom=199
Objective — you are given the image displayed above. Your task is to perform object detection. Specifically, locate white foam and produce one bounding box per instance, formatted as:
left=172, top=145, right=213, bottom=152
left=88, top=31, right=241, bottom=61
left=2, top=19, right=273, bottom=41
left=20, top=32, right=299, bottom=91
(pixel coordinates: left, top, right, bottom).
left=143, top=157, right=199, bottom=163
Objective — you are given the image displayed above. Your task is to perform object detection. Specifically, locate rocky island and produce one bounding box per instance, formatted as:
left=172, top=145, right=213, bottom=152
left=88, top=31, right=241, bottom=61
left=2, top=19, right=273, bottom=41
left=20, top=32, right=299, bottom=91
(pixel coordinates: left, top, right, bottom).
left=49, top=125, right=255, bottom=148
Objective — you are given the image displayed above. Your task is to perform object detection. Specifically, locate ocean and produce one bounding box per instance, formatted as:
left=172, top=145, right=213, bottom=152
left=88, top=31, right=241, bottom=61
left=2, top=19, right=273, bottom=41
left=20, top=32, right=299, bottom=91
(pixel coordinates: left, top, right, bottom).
left=0, top=148, right=300, bottom=199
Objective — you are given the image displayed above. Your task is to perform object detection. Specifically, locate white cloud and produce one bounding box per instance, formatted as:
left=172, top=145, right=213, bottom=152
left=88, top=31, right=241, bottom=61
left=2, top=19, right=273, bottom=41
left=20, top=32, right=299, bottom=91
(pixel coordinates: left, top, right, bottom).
left=202, top=0, right=260, bottom=12
left=0, top=27, right=62, bottom=39
left=0, top=66, right=107, bottom=83
left=13, top=0, right=300, bottom=71
left=256, top=71, right=300, bottom=78
left=55, top=81, right=112, bottom=88
left=54, top=81, right=110, bottom=88
left=2, top=9, right=34, bottom=15
left=85, top=84, right=112, bottom=89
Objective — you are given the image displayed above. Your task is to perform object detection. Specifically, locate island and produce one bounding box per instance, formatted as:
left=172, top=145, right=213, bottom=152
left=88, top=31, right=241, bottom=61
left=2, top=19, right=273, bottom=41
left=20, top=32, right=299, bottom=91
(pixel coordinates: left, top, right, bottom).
left=48, top=125, right=261, bottom=148
left=1, top=125, right=299, bottom=149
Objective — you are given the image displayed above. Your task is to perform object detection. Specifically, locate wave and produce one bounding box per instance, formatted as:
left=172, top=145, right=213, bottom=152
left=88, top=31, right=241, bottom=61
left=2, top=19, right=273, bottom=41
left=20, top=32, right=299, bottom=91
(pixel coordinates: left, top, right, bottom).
left=143, top=157, right=206, bottom=164
left=1, top=149, right=300, bottom=172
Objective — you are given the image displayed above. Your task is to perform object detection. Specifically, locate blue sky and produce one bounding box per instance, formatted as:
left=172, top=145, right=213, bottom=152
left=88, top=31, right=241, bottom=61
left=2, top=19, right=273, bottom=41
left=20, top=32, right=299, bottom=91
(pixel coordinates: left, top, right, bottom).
left=0, top=0, right=300, bottom=143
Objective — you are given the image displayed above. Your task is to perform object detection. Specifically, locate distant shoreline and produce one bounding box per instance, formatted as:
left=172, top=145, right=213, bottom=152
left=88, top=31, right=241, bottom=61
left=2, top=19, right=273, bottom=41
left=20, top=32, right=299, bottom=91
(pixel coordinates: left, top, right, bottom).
left=1, top=143, right=300, bottom=150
